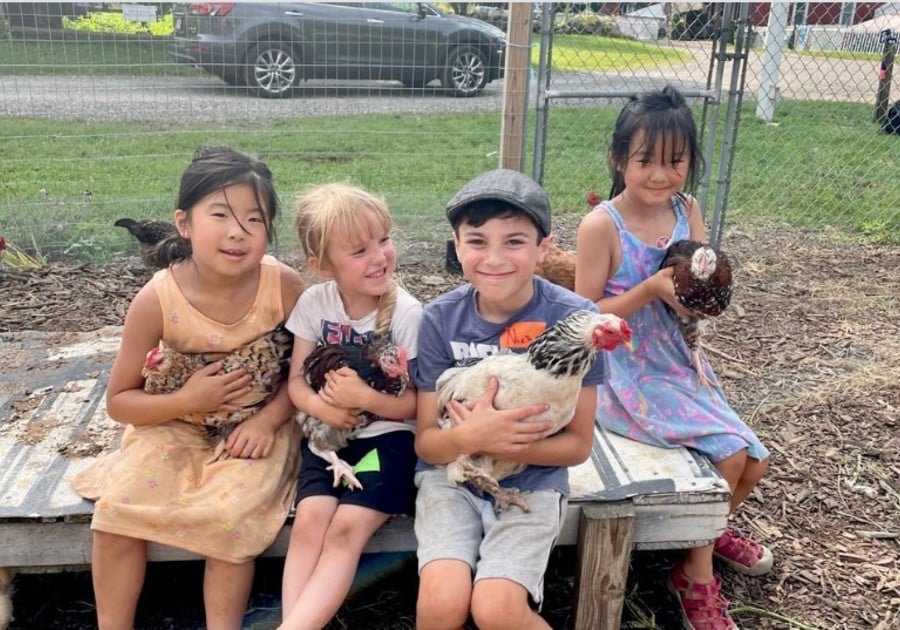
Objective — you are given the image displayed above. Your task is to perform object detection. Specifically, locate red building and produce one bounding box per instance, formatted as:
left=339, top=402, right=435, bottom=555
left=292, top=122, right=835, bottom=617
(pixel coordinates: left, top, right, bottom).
left=746, top=3, right=881, bottom=27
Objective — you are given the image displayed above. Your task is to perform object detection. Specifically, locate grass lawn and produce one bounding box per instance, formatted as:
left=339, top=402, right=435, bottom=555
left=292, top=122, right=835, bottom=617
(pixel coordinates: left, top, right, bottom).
left=1, top=99, right=897, bottom=263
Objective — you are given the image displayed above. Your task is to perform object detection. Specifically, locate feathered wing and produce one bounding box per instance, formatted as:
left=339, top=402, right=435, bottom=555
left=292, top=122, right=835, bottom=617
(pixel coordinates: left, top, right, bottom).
left=436, top=310, right=631, bottom=512
left=296, top=336, right=409, bottom=489
left=142, top=327, right=293, bottom=446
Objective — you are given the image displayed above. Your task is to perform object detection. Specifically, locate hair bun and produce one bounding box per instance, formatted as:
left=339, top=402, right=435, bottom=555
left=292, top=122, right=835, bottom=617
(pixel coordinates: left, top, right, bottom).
left=662, top=84, right=685, bottom=107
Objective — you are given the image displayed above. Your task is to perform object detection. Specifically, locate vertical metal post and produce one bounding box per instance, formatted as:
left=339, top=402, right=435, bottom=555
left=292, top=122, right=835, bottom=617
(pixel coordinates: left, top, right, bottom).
left=710, top=2, right=752, bottom=248
left=698, top=3, right=732, bottom=219
left=532, top=2, right=554, bottom=185
left=874, top=29, right=897, bottom=123
left=756, top=1, right=789, bottom=122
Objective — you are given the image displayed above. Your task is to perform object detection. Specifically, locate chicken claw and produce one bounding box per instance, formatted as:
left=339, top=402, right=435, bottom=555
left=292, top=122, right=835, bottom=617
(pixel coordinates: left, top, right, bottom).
left=325, top=454, right=363, bottom=490
left=308, top=441, right=363, bottom=490
left=692, top=347, right=711, bottom=391
left=458, top=459, right=530, bottom=513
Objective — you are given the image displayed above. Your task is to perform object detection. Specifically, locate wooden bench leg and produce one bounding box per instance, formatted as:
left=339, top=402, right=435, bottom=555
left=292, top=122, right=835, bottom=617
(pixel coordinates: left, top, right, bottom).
left=572, top=501, right=636, bottom=630
left=0, top=566, right=14, bottom=630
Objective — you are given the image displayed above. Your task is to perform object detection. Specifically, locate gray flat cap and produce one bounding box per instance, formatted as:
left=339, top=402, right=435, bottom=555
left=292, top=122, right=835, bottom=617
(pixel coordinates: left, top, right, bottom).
left=446, top=169, right=551, bottom=236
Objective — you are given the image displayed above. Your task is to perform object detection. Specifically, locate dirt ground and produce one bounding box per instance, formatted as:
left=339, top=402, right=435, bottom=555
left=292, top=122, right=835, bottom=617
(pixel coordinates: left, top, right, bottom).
left=2, top=221, right=898, bottom=629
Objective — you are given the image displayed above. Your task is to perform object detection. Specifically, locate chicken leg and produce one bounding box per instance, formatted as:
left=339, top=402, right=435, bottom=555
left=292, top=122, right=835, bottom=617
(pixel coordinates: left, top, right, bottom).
left=308, top=442, right=363, bottom=491
left=457, top=459, right=531, bottom=513
left=692, top=345, right=711, bottom=390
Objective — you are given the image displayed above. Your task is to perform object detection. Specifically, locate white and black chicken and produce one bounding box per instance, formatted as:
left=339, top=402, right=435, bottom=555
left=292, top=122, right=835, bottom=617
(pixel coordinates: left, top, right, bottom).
left=436, top=310, right=632, bottom=512
left=295, top=336, right=409, bottom=490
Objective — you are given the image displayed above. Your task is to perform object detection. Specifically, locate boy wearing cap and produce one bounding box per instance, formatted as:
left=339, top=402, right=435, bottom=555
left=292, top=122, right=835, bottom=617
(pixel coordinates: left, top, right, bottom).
left=413, top=169, right=607, bottom=629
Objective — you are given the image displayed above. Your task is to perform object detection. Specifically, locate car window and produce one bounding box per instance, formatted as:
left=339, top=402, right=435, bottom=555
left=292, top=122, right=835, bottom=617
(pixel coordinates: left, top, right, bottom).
left=364, top=3, right=421, bottom=15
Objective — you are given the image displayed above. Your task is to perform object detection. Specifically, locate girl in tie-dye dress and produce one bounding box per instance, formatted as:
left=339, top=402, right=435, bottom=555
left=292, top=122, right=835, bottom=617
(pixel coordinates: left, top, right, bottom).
left=575, top=87, right=772, bottom=630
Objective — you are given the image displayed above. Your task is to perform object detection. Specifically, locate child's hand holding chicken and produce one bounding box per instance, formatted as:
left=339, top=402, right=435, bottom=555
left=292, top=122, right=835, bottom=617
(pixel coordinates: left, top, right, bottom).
left=442, top=377, right=552, bottom=458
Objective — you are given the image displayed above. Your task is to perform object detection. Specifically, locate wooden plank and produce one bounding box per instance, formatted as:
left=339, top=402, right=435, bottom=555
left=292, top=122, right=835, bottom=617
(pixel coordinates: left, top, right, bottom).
left=498, top=1, right=532, bottom=170
left=0, top=328, right=731, bottom=584
left=1, top=490, right=729, bottom=570
left=572, top=502, right=635, bottom=630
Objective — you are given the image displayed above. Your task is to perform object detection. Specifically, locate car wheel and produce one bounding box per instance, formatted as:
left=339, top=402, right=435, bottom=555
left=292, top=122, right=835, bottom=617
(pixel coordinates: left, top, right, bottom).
left=442, top=45, right=489, bottom=97
left=245, top=42, right=299, bottom=98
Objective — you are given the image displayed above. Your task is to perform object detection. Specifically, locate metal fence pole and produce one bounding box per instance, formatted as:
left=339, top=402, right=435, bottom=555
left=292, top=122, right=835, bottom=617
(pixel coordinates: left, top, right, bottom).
left=710, top=2, right=752, bottom=248
left=532, top=2, right=555, bottom=185
left=874, top=29, right=898, bottom=123
left=756, top=1, right=789, bottom=122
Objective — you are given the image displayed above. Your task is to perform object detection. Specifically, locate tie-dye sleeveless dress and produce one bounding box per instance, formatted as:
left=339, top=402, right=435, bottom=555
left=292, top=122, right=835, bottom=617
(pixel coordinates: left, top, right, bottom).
left=595, top=197, right=769, bottom=464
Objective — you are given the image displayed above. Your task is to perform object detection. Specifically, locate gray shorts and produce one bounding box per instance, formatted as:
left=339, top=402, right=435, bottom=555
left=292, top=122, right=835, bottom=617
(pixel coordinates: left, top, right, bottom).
left=414, top=468, right=566, bottom=605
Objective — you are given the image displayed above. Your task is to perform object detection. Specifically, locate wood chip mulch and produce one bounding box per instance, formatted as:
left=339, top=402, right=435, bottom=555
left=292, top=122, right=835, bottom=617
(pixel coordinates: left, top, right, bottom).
left=1, top=223, right=898, bottom=629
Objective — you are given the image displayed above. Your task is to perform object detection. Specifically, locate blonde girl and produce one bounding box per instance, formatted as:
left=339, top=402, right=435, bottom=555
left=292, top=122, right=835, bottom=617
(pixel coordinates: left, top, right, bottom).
left=281, top=183, right=422, bottom=629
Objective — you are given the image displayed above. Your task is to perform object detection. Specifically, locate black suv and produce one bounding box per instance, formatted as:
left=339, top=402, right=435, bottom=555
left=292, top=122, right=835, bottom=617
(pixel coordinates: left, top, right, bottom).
left=171, top=2, right=507, bottom=98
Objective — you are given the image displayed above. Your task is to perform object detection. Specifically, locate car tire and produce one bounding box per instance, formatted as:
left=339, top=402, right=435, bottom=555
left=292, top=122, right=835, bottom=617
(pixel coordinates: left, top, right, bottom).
left=442, top=45, right=489, bottom=97
left=245, top=42, right=299, bottom=98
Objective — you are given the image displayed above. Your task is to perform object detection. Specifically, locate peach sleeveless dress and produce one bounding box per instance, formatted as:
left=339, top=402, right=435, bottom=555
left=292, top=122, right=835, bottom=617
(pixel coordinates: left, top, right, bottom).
left=71, top=255, right=301, bottom=563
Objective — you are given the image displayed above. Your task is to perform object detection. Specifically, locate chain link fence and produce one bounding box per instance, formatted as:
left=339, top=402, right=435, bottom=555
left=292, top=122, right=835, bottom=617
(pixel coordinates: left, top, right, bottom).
left=0, top=2, right=898, bottom=264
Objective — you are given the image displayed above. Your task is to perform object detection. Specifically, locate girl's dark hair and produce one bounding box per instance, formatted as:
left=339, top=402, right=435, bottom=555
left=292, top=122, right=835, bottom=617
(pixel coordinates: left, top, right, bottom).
left=608, top=85, right=704, bottom=198
left=152, top=146, right=278, bottom=266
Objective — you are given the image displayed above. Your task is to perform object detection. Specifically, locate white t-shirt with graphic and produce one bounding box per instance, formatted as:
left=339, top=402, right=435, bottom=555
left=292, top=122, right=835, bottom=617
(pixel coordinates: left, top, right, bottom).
left=286, top=280, right=423, bottom=438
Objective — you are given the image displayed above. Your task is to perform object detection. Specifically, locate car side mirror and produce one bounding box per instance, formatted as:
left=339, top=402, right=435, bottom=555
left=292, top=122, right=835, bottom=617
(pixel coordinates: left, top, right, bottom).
left=416, top=3, right=427, bottom=19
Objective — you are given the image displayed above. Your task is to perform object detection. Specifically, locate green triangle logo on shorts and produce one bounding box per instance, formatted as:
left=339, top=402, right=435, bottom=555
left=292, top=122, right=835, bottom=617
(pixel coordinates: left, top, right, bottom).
left=342, top=449, right=381, bottom=487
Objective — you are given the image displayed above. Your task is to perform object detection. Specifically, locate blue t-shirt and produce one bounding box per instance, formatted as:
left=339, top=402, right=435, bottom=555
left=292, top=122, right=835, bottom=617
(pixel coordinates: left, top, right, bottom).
left=414, top=276, right=608, bottom=497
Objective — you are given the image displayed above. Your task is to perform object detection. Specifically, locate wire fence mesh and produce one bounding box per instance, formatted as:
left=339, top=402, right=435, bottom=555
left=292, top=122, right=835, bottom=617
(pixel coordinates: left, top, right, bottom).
left=0, top=2, right=898, bottom=266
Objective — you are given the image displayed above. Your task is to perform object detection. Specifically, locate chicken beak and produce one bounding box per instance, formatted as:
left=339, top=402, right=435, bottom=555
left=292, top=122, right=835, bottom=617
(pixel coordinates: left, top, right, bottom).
left=624, top=339, right=634, bottom=351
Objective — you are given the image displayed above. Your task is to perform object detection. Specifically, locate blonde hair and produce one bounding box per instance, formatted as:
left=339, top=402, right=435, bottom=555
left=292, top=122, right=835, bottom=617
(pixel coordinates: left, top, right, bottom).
left=294, top=183, right=398, bottom=337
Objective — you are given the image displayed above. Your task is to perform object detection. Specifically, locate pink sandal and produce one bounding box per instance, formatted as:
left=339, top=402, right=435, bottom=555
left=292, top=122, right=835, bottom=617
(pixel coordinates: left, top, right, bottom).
left=714, top=528, right=774, bottom=576
left=668, top=564, right=738, bottom=630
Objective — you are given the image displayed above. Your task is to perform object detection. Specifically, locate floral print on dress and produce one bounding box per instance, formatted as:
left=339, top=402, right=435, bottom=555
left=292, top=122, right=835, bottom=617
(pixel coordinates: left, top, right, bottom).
left=70, top=256, right=301, bottom=564
left=594, top=197, right=769, bottom=463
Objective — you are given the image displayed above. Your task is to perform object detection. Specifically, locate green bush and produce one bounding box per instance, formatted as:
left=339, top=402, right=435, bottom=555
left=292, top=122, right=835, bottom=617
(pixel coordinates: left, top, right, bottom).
left=63, top=11, right=174, bottom=37
left=562, top=11, right=617, bottom=36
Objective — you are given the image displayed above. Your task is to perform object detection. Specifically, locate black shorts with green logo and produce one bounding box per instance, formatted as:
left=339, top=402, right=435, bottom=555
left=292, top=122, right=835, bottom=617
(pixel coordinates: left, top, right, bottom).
left=295, top=430, right=416, bottom=516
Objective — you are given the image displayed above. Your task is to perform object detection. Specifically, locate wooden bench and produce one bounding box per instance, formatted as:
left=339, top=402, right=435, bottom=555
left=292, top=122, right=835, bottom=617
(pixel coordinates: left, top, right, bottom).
left=0, top=327, right=731, bottom=629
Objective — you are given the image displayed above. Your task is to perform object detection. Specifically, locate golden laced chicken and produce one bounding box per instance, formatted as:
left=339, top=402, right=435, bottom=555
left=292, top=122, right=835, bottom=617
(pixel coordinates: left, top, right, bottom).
left=296, top=336, right=409, bottom=490
left=436, top=310, right=632, bottom=512
left=142, top=326, right=293, bottom=446
left=659, top=239, right=733, bottom=388
left=532, top=191, right=603, bottom=291
left=114, top=217, right=179, bottom=270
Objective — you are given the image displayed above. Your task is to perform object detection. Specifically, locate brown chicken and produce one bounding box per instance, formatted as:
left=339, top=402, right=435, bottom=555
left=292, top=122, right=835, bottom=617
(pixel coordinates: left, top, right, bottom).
left=142, top=326, right=293, bottom=445
left=535, top=243, right=577, bottom=292
left=114, top=217, right=180, bottom=270
left=435, top=310, right=632, bottom=512
left=532, top=189, right=605, bottom=292
left=296, top=336, right=410, bottom=489
left=659, top=239, right=733, bottom=387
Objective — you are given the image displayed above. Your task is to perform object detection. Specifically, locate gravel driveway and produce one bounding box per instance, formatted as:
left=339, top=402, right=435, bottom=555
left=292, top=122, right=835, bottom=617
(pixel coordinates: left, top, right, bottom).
left=0, top=74, right=513, bottom=123
left=1, top=42, right=891, bottom=123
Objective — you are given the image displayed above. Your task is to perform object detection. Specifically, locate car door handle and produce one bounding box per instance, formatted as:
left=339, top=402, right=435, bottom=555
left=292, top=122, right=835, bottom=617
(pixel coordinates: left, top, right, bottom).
left=284, top=11, right=303, bottom=16
left=366, top=19, right=384, bottom=24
